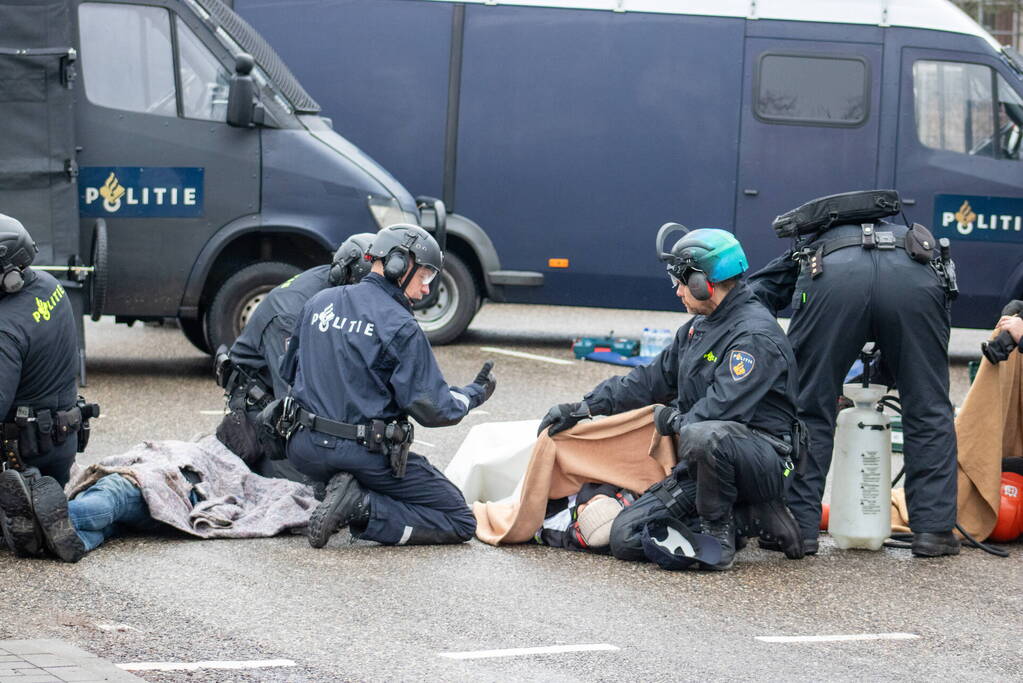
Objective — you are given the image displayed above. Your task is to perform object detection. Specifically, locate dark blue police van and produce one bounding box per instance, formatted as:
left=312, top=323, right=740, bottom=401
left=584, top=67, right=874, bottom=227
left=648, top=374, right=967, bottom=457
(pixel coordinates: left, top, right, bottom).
left=236, top=0, right=1023, bottom=329
left=0, top=0, right=521, bottom=356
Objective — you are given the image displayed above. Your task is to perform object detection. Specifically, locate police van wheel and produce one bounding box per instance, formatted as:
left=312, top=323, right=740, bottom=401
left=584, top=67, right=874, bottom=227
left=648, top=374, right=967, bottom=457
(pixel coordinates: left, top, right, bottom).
left=206, top=261, right=301, bottom=352
left=414, top=252, right=478, bottom=345
left=179, top=317, right=211, bottom=354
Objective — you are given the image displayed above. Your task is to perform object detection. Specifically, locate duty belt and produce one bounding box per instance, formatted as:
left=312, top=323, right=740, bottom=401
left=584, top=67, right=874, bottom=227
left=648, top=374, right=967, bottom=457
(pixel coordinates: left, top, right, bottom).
left=291, top=404, right=414, bottom=478
left=1, top=398, right=99, bottom=468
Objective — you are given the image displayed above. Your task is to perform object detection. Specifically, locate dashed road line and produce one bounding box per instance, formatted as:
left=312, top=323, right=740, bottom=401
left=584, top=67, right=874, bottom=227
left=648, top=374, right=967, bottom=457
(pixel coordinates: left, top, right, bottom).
left=438, top=644, right=619, bottom=660
left=479, top=346, right=575, bottom=366
left=414, top=439, right=436, bottom=448
left=199, top=410, right=226, bottom=416
left=755, top=633, right=920, bottom=644
left=118, top=659, right=296, bottom=672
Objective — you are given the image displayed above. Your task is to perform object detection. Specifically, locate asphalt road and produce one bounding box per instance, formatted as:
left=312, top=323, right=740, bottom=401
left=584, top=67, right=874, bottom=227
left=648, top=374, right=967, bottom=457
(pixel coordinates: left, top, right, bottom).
left=0, top=304, right=1016, bottom=682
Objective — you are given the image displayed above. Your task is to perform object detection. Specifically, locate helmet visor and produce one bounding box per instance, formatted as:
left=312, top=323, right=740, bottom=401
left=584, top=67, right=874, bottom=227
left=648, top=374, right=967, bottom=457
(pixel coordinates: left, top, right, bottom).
left=667, top=265, right=703, bottom=289
left=420, top=265, right=438, bottom=285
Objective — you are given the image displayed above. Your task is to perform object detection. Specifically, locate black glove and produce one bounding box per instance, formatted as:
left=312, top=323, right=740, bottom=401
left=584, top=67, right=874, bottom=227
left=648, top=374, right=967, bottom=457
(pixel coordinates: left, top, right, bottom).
left=538, top=401, right=590, bottom=436
left=472, top=361, right=496, bottom=403
left=1002, top=300, right=1023, bottom=317
left=652, top=404, right=683, bottom=436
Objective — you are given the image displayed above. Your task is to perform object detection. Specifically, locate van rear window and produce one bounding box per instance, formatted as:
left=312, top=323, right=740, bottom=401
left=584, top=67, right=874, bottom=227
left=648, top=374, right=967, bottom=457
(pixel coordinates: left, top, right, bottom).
left=755, top=54, right=869, bottom=126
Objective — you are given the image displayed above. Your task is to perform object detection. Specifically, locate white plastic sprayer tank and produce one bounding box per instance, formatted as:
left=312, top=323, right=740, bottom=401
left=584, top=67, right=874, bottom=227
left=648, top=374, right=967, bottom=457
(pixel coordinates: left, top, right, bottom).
left=828, top=383, right=892, bottom=550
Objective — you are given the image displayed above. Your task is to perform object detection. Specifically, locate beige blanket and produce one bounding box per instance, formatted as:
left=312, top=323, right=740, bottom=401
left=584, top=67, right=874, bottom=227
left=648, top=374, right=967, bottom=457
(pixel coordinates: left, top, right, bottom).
left=890, top=339, right=1020, bottom=539
left=473, top=406, right=676, bottom=545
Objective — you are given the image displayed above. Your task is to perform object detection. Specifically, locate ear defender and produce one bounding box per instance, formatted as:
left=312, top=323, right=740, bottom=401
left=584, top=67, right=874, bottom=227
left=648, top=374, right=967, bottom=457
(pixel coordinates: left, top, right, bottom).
left=687, top=271, right=712, bottom=301
left=383, top=250, right=408, bottom=283
left=0, top=266, right=24, bottom=294
left=327, top=262, right=345, bottom=287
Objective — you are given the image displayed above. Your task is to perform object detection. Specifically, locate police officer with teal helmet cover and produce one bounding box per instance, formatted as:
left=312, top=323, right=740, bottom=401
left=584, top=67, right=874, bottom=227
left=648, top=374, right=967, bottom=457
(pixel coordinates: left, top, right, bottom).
left=538, top=225, right=805, bottom=570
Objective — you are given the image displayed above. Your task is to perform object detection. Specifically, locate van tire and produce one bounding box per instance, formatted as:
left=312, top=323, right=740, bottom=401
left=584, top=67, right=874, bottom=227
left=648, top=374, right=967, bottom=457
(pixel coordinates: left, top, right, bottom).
left=89, top=219, right=108, bottom=322
left=205, top=261, right=301, bottom=352
left=179, top=317, right=211, bottom=354
left=414, top=252, right=478, bottom=345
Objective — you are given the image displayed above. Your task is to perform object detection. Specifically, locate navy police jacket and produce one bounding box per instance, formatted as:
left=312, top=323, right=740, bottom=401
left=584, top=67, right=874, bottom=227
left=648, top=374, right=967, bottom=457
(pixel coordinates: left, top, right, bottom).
left=0, top=270, right=79, bottom=422
left=281, top=273, right=484, bottom=427
left=584, top=282, right=798, bottom=438
left=230, top=265, right=330, bottom=398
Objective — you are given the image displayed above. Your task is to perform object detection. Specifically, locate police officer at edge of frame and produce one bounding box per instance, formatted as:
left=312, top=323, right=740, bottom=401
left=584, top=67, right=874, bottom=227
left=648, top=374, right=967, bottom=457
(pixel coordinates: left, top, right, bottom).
left=0, top=214, right=98, bottom=486
left=0, top=214, right=99, bottom=562
left=748, top=191, right=960, bottom=558
left=214, top=233, right=375, bottom=485
left=539, top=228, right=805, bottom=570
left=278, top=224, right=496, bottom=548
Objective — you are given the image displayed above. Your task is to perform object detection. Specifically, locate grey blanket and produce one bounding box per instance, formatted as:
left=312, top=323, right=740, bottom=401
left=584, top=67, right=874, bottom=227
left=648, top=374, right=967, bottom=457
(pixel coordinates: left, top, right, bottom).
left=66, top=435, right=317, bottom=538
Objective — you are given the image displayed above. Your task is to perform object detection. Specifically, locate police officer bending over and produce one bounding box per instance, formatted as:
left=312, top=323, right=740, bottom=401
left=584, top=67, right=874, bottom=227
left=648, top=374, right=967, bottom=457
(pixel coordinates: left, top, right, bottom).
left=278, top=224, right=496, bottom=547
left=0, top=214, right=98, bottom=561
left=748, top=190, right=960, bottom=558
left=215, top=233, right=374, bottom=481
left=540, top=228, right=804, bottom=570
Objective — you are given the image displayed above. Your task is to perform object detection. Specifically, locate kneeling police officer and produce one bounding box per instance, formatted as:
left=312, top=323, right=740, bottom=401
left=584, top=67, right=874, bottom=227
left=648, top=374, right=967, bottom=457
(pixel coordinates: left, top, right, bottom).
left=0, top=214, right=97, bottom=487
left=214, top=233, right=374, bottom=479
left=278, top=224, right=495, bottom=547
left=541, top=228, right=804, bottom=570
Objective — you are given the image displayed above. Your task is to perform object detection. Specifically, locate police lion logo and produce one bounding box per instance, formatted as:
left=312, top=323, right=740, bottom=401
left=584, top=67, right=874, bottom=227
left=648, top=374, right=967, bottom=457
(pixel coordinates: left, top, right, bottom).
left=314, top=302, right=335, bottom=332
left=729, top=350, right=755, bottom=381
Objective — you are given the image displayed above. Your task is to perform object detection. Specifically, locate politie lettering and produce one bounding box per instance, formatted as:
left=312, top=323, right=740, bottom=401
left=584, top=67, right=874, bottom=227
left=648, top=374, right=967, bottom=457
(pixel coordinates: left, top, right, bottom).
left=310, top=303, right=375, bottom=337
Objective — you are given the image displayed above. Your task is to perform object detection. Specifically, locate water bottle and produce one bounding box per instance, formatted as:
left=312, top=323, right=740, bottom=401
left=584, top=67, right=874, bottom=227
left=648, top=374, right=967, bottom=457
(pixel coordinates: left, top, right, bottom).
left=828, top=383, right=892, bottom=550
left=640, top=327, right=653, bottom=357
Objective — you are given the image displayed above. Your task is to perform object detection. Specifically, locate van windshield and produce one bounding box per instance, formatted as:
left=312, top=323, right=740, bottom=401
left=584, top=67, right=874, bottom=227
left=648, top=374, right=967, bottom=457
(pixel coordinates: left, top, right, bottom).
left=183, top=0, right=320, bottom=115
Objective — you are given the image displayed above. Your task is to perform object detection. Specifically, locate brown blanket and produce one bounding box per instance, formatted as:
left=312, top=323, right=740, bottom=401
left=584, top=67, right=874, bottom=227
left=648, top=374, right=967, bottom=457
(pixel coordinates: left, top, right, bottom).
left=890, top=338, right=1020, bottom=539
left=473, top=406, right=676, bottom=545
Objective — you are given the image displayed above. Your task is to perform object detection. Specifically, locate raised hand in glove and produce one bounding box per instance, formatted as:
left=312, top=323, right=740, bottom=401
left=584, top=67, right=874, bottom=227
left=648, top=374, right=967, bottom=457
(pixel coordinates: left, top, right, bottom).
left=652, top=404, right=684, bottom=436
left=472, top=361, right=496, bottom=403
left=538, top=401, right=590, bottom=437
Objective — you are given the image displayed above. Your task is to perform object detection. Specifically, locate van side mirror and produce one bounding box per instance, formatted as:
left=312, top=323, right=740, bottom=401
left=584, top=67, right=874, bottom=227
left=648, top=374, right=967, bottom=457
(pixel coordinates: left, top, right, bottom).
left=226, top=53, right=264, bottom=128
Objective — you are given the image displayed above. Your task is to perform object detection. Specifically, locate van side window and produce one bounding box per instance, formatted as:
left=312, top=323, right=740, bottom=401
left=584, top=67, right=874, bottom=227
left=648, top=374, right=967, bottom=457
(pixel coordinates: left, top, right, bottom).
left=176, top=18, right=229, bottom=122
left=996, top=74, right=1023, bottom=160
left=79, top=3, right=176, bottom=117
left=911, top=60, right=1018, bottom=159
left=755, top=54, right=868, bottom=126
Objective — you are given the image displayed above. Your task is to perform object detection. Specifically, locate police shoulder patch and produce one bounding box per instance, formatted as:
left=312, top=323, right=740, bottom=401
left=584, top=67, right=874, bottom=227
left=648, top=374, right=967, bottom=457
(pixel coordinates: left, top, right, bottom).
left=729, top=350, right=755, bottom=381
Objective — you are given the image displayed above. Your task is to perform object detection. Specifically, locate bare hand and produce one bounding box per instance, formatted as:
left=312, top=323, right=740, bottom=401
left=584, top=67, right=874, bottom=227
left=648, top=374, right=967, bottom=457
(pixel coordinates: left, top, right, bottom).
left=995, top=315, right=1023, bottom=343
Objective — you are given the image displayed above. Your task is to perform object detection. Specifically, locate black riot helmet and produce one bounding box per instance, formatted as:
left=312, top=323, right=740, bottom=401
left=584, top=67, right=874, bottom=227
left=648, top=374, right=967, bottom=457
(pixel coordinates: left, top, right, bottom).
left=367, top=223, right=443, bottom=291
left=0, top=214, right=38, bottom=295
left=328, top=232, right=375, bottom=286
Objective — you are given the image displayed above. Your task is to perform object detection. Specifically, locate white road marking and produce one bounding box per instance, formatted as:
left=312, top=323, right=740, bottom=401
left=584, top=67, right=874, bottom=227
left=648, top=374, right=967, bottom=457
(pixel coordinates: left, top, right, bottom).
left=93, top=622, right=139, bottom=632
left=479, top=346, right=575, bottom=366
left=438, top=644, right=619, bottom=660
left=755, top=633, right=920, bottom=644
left=468, top=409, right=490, bottom=416
left=199, top=410, right=226, bottom=415
left=414, top=439, right=436, bottom=448
left=118, top=660, right=296, bottom=672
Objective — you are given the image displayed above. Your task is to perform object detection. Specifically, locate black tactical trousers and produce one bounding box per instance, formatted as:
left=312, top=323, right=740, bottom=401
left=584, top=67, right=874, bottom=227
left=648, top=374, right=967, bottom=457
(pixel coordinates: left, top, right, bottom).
left=785, top=247, right=957, bottom=538
left=23, top=437, right=77, bottom=487
left=610, top=420, right=787, bottom=561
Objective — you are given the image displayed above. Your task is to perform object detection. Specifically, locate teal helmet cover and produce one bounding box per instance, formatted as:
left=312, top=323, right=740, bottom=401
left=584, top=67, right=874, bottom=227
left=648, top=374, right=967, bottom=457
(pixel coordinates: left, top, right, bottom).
left=664, top=228, right=748, bottom=283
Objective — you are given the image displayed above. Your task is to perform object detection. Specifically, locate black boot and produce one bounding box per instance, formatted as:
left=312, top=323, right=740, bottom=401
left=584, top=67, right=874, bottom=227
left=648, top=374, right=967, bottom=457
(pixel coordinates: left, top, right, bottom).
left=911, top=531, right=961, bottom=557
left=736, top=499, right=806, bottom=560
left=700, top=516, right=736, bottom=571
left=31, top=476, right=86, bottom=563
left=307, top=472, right=370, bottom=548
left=0, top=469, right=43, bottom=557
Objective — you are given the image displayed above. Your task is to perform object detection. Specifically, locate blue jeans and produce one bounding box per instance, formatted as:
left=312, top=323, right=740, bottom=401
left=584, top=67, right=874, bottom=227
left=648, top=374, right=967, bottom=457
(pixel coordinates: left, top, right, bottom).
left=68, top=474, right=163, bottom=551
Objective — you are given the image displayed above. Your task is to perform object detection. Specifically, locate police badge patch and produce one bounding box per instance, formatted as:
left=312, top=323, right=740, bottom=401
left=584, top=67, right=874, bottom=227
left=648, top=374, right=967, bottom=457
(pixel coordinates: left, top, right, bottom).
left=729, top=350, right=755, bottom=381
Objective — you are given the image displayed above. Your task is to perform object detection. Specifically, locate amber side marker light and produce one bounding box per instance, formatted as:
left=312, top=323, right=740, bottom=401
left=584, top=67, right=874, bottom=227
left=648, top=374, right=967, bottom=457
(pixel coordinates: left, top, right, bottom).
left=548, top=258, right=569, bottom=268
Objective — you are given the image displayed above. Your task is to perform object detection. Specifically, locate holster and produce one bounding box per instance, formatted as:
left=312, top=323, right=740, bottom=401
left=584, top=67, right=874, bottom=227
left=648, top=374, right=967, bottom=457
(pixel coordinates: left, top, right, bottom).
left=214, top=345, right=232, bottom=389
left=386, top=421, right=413, bottom=478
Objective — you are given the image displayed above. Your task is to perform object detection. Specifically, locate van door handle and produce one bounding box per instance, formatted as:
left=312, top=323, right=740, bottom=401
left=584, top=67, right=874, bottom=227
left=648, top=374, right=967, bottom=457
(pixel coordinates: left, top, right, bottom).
left=743, top=189, right=759, bottom=196
left=902, top=198, right=916, bottom=206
